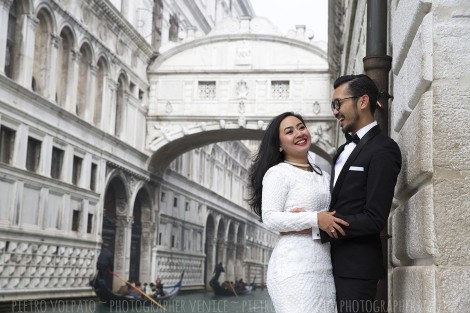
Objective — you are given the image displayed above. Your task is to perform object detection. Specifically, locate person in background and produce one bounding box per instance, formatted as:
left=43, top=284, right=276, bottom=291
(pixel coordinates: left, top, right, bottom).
left=96, top=242, right=114, bottom=289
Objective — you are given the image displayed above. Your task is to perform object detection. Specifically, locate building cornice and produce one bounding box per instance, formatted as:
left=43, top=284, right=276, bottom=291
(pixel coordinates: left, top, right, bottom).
left=88, top=0, right=156, bottom=58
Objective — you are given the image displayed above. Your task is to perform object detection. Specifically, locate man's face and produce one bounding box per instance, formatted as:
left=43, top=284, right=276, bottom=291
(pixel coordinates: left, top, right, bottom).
left=332, top=83, right=361, bottom=134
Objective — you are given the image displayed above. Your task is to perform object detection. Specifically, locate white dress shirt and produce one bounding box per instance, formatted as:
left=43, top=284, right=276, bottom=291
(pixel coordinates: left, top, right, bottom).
left=333, top=121, right=378, bottom=186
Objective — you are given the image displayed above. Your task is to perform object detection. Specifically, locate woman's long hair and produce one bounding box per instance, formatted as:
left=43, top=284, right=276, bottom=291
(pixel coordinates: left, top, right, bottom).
left=248, top=112, right=307, bottom=219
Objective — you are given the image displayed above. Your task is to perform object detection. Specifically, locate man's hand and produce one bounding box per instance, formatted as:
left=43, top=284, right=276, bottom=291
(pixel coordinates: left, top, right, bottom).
left=289, top=208, right=305, bottom=213
left=318, top=211, right=350, bottom=239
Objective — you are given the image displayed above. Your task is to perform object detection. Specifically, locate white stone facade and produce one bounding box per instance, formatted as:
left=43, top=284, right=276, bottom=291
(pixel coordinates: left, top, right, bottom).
left=330, top=1, right=470, bottom=312
left=0, top=0, right=279, bottom=301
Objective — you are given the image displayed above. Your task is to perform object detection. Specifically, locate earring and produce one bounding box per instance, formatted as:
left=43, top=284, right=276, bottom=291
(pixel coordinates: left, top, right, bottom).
left=279, top=147, right=283, bottom=152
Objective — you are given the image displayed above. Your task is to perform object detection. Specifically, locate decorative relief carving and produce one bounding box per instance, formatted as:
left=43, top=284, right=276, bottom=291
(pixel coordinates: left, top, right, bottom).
left=236, top=80, right=248, bottom=100
left=238, top=101, right=245, bottom=114
left=312, top=101, right=321, bottom=115
left=310, top=123, right=335, bottom=153
left=165, top=101, right=173, bottom=113
left=235, top=41, right=251, bottom=65
left=116, top=39, right=126, bottom=56
left=0, top=240, right=95, bottom=290
left=82, top=6, right=93, bottom=25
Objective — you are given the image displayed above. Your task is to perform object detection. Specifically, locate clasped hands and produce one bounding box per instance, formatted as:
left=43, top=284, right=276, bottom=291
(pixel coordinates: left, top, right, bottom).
left=283, top=208, right=349, bottom=239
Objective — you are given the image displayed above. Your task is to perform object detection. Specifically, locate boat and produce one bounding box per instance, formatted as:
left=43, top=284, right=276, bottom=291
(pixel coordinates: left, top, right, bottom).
left=209, top=264, right=253, bottom=296
left=90, top=271, right=184, bottom=307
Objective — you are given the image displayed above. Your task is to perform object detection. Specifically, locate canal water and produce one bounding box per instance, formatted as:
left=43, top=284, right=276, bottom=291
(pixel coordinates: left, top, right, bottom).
left=8, top=289, right=275, bottom=313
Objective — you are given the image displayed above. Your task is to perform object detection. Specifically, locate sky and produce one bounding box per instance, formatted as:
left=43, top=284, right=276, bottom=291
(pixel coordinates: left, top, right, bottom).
left=250, top=0, right=328, bottom=43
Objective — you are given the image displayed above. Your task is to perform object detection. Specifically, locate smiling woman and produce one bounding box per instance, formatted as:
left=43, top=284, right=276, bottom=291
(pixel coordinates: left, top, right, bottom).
left=247, top=112, right=349, bottom=313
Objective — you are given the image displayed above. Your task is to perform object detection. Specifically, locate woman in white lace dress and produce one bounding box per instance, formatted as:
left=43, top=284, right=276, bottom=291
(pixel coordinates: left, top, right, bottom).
left=248, top=112, right=349, bottom=313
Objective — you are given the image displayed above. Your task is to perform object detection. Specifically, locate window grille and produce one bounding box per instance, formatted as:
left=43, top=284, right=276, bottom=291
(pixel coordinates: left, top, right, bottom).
left=271, top=81, right=290, bottom=99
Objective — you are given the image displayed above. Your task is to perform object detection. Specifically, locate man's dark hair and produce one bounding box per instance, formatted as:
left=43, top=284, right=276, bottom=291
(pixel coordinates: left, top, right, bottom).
left=333, top=74, right=379, bottom=115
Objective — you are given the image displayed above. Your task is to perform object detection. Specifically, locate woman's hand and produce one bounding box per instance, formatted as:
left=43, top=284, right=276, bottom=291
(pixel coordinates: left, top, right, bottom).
left=318, top=211, right=349, bottom=239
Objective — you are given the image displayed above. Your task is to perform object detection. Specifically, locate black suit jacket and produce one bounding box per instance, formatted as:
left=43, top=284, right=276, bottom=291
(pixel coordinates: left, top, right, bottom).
left=321, top=125, right=402, bottom=280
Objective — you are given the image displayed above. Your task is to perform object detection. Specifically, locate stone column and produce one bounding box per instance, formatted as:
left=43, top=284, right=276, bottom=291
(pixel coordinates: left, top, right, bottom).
left=235, top=243, right=245, bottom=280
left=217, top=241, right=227, bottom=282
left=139, top=221, right=154, bottom=282
left=47, top=34, right=60, bottom=102
left=206, top=240, right=216, bottom=289
left=114, top=214, right=133, bottom=290
left=17, top=14, right=38, bottom=89
left=0, top=0, right=13, bottom=74
left=87, top=64, right=98, bottom=123
left=65, top=49, right=80, bottom=114
left=106, top=78, right=118, bottom=135
left=226, top=242, right=236, bottom=282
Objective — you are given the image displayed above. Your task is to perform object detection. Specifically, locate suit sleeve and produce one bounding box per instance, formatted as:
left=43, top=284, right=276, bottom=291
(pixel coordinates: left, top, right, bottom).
left=322, top=141, right=401, bottom=242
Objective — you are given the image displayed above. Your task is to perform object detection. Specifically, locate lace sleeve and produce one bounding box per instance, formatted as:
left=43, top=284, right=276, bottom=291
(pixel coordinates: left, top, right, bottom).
left=261, top=166, right=318, bottom=233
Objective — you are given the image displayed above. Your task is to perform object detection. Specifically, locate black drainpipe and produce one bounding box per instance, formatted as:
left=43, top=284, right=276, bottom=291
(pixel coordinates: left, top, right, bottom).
left=363, top=0, right=392, bottom=136
left=363, top=2, right=392, bottom=312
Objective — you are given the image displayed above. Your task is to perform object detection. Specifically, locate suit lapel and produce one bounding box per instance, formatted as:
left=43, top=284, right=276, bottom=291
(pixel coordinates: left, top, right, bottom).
left=330, top=144, right=346, bottom=191
left=330, top=125, right=381, bottom=207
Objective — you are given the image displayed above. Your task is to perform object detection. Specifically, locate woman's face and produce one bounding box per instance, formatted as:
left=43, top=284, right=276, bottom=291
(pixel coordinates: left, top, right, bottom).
left=278, top=116, right=311, bottom=160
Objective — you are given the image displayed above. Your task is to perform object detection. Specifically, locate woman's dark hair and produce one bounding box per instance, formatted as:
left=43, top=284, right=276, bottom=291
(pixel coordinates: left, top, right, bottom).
left=333, top=74, right=379, bottom=115
left=248, top=112, right=306, bottom=219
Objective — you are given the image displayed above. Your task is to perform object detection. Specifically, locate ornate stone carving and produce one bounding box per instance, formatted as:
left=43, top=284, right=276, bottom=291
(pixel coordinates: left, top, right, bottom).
left=238, top=101, right=245, bottom=114
left=0, top=240, right=95, bottom=291
left=165, top=101, right=173, bottom=113
left=312, top=101, right=321, bottom=115
left=235, top=41, right=251, bottom=65
left=310, top=123, right=335, bottom=153
left=236, top=80, right=248, bottom=100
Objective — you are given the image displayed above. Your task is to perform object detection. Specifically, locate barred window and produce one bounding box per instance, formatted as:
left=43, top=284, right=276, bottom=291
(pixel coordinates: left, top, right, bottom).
left=271, top=81, right=290, bottom=99
left=0, top=126, right=15, bottom=164
left=90, top=163, right=98, bottom=191
left=72, top=155, right=82, bottom=185
left=26, top=137, right=42, bottom=172
left=198, top=81, right=216, bottom=100
left=51, top=147, right=64, bottom=179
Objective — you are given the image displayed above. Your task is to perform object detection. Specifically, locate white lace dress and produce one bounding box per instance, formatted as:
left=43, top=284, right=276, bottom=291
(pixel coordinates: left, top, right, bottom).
left=262, top=163, right=335, bottom=313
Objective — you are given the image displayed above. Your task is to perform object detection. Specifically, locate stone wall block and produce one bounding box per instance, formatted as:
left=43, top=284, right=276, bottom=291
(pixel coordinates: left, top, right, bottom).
left=395, top=91, right=433, bottom=198
left=391, top=14, right=432, bottom=132
left=391, top=266, right=436, bottom=313
left=433, top=168, right=470, bottom=266
left=391, top=0, right=432, bottom=73
left=436, top=267, right=470, bottom=312
left=404, top=185, right=436, bottom=259
left=433, top=1, right=470, bottom=80
left=432, top=82, right=470, bottom=169
left=390, top=73, right=412, bottom=133
left=390, top=205, right=409, bottom=266
left=391, top=184, right=436, bottom=264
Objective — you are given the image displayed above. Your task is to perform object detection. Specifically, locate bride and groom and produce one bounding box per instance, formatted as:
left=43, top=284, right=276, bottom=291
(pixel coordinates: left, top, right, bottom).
left=248, top=74, right=402, bottom=313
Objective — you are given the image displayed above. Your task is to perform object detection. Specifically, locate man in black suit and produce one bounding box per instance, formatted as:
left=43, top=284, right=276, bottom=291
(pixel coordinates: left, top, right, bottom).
left=319, top=74, right=402, bottom=313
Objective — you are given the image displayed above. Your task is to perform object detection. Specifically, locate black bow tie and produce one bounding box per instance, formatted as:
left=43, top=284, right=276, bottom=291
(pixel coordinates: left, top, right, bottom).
left=345, top=133, right=360, bottom=145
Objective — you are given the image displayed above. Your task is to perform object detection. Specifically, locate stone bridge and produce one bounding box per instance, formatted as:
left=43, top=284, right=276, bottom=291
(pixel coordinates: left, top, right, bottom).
left=146, top=17, right=340, bottom=171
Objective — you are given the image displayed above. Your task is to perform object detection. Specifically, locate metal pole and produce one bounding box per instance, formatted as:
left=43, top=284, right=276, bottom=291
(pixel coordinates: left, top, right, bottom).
left=363, top=2, right=392, bottom=312
left=364, top=0, right=392, bottom=136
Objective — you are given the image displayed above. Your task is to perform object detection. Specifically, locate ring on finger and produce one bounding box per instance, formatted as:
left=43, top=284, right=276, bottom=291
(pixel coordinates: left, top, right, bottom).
left=330, top=229, right=335, bottom=233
